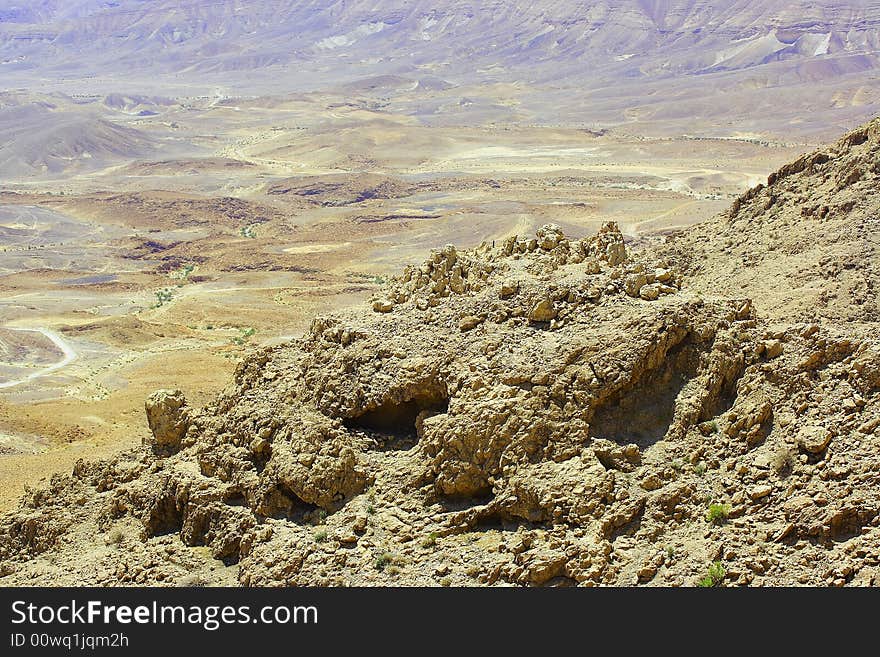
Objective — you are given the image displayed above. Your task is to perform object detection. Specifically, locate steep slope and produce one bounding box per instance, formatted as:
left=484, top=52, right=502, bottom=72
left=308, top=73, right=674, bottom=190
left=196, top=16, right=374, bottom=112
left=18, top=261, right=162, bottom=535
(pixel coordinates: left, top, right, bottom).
left=661, top=117, right=880, bottom=323
left=2, top=111, right=879, bottom=589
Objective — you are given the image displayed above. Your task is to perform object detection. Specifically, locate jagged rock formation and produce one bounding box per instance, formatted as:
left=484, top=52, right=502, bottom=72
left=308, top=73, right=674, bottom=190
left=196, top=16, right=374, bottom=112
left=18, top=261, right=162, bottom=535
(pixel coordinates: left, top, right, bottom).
left=144, top=389, right=191, bottom=451
left=2, top=121, right=880, bottom=587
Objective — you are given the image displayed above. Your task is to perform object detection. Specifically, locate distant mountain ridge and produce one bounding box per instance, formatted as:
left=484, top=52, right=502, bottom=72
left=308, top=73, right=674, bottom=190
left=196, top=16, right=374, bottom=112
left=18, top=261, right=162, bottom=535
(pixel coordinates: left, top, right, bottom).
left=2, top=1, right=878, bottom=83
left=1, top=1, right=878, bottom=135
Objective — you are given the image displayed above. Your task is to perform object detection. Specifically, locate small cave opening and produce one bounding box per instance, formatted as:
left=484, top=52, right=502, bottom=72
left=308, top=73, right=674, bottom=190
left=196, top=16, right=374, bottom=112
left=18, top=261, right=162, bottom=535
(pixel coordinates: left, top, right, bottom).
left=344, top=393, right=449, bottom=450
left=222, top=488, right=248, bottom=508
left=437, top=488, right=495, bottom=513
left=256, top=484, right=323, bottom=523
left=144, top=494, right=184, bottom=538
left=590, top=336, right=703, bottom=448
left=473, top=513, right=550, bottom=533
left=699, top=363, right=744, bottom=422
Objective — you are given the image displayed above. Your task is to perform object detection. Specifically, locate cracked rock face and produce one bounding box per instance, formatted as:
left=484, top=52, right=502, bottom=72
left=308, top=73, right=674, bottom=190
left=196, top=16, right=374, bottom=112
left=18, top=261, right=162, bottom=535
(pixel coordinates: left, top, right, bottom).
left=3, top=122, right=880, bottom=587
left=145, top=389, right=190, bottom=450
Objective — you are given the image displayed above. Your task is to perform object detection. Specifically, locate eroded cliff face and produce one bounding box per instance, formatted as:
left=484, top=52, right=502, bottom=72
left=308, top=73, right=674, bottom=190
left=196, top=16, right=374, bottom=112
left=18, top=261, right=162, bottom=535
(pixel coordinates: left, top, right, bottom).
left=2, top=122, right=880, bottom=587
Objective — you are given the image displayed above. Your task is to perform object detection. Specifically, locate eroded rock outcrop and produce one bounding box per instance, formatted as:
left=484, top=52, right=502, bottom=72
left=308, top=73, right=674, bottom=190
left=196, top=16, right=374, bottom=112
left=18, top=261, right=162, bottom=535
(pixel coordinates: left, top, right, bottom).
left=145, top=389, right=190, bottom=451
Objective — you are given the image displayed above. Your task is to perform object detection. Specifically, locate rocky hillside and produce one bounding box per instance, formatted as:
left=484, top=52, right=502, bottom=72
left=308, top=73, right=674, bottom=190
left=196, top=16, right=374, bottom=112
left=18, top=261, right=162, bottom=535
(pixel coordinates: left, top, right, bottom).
left=1, top=120, right=880, bottom=587
left=5, top=1, right=878, bottom=82
left=661, top=117, right=880, bottom=324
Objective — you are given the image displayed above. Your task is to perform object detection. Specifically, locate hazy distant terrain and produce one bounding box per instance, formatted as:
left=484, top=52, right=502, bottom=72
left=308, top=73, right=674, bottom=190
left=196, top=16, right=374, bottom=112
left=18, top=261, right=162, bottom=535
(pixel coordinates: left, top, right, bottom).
left=1, top=1, right=879, bottom=136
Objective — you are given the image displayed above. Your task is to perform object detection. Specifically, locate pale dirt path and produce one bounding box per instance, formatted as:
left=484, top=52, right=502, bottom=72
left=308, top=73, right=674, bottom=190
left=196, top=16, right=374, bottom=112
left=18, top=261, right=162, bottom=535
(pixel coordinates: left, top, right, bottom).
left=0, top=327, right=78, bottom=390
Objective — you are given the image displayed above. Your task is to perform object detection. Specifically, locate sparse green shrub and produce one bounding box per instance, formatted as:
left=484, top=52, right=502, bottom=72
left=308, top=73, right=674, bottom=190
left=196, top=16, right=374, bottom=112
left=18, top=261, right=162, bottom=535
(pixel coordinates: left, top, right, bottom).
left=706, top=503, right=731, bottom=525
left=314, top=529, right=328, bottom=543
left=171, top=263, right=195, bottom=280
left=375, top=553, right=394, bottom=571
left=153, top=288, right=174, bottom=308
left=231, top=327, right=256, bottom=346
left=421, top=532, right=438, bottom=549
left=693, top=461, right=707, bottom=476
left=698, top=561, right=726, bottom=587
left=440, top=577, right=452, bottom=587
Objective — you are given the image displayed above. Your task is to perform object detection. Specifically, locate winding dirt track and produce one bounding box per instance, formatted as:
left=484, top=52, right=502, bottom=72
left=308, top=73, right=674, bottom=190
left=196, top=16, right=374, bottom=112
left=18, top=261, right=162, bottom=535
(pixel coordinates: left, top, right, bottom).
left=0, top=328, right=77, bottom=390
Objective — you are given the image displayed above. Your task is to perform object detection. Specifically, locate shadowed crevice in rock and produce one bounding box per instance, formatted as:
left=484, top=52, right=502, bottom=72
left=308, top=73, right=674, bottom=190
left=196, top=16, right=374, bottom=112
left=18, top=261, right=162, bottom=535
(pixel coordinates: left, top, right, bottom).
left=257, top=484, right=323, bottom=523
left=144, top=492, right=184, bottom=538
left=589, top=335, right=704, bottom=448
left=346, top=397, right=448, bottom=435
left=611, top=506, right=644, bottom=543
left=829, top=508, right=876, bottom=544
left=344, top=391, right=449, bottom=450
left=473, top=514, right=550, bottom=533
left=699, top=364, right=742, bottom=422
left=437, top=488, right=494, bottom=512
left=222, top=488, right=247, bottom=508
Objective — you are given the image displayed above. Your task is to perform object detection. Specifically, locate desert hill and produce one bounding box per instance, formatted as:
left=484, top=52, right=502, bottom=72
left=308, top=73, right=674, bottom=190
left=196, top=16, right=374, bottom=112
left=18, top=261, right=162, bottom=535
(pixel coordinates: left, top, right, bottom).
left=661, top=117, right=880, bottom=323
left=0, top=95, right=182, bottom=179
left=1, top=118, right=879, bottom=587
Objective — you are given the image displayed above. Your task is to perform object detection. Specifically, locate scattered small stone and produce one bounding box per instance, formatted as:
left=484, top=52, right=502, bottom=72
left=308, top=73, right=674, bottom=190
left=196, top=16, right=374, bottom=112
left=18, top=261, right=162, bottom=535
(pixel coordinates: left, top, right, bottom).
left=372, top=298, right=394, bottom=313
left=749, top=485, right=773, bottom=501
left=798, top=425, right=832, bottom=454
left=639, top=283, right=661, bottom=301
left=528, top=298, right=557, bottom=322
left=500, top=280, right=519, bottom=298
left=763, top=340, right=784, bottom=359
left=459, top=315, right=483, bottom=332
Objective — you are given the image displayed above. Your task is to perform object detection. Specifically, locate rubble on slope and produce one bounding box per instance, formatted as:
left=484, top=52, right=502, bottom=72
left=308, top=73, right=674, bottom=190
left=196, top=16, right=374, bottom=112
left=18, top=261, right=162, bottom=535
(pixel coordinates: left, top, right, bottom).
left=661, top=117, right=880, bottom=324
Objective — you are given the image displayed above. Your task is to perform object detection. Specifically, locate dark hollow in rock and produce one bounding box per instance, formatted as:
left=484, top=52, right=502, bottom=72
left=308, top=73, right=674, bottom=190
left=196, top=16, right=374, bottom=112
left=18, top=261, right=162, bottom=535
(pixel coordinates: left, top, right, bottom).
left=144, top=492, right=184, bottom=538
left=257, top=484, right=322, bottom=522
left=590, top=337, right=704, bottom=448
left=345, top=394, right=449, bottom=446
left=437, top=488, right=495, bottom=513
